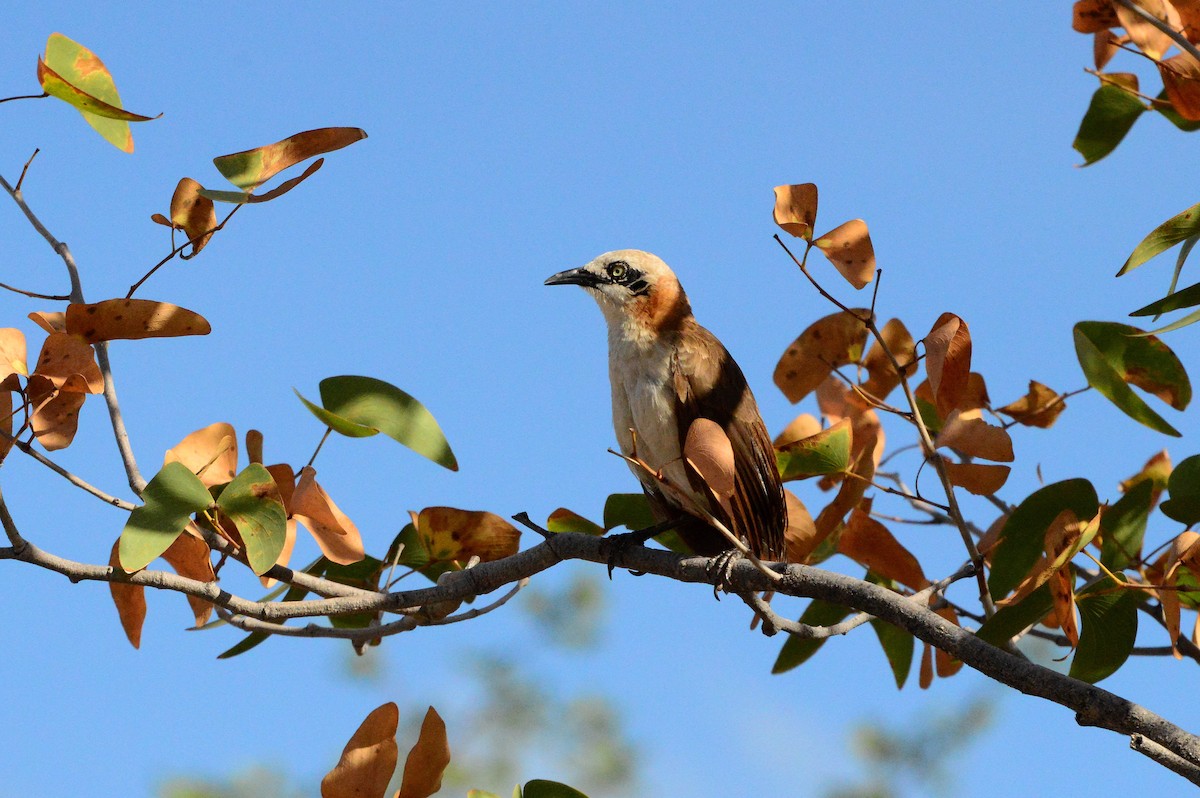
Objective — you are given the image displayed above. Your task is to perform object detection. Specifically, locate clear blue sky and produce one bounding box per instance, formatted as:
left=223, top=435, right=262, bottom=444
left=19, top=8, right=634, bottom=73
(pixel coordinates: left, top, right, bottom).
left=2, top=4, right=1199, bottom=796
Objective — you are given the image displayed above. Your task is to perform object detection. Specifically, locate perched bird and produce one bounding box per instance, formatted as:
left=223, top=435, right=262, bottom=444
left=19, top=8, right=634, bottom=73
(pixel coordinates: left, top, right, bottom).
left=545, top=249, right=786, bottom=561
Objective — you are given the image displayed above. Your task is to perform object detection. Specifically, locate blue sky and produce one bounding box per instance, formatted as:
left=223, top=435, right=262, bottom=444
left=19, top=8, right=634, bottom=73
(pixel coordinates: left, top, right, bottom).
left=3, top=3, right=1200, bottom=796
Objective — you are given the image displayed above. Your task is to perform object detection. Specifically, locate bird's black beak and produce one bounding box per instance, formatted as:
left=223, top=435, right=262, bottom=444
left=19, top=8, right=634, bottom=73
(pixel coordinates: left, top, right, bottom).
left=545, top=267, right=603, bottom=288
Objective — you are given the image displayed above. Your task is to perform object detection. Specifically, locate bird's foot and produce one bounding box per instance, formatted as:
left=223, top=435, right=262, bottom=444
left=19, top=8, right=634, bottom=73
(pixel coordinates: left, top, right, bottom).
left=706, top=548, right=744, bottom=599
left=603, top=519, right=678, bottom=579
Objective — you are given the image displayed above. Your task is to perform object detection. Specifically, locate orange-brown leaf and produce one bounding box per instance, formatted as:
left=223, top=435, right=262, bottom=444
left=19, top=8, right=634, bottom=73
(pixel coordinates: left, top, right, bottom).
left=1159, top=53, right=1200, bottom=120
left=321, top=702, right=400, bottom=798
left=65, top=298, right=211, bottom=344
left=0, top=328, right=28, bottom=387
left=934, top=606, right=963, bottom=677
left=1094, top=30, right=1122, bottom=69
left=28, top=310, right=66, bottom=334
left=169, top=177, right=217, bottom=256
left=774, top=310, right=871, bottom=403
left=395, top=707, right=451, bottom=798
left=943, top=461, right=1011, bottom=496
left=161, top=525, right=215, bottom=627
left=861, top=318, right=917, bottom=402
left=773, top=413, right=821, bottom=447
left=1049, top=568, right=1079, bottom=647
left=924, top=313, right=972, bottom=417
left=814, top=219, right=875, bottom=289
left=164, top=422, right=238, bottom=488
left=416, top=507, right=520, bottom=564
left=935, top=409, right=1014, bottom=462
left=1073, top=0, right=1119, bottom=32
left=1120, top=450, right=1172, bottom=501
left=919, top=642, right=934, bottom=689
left=838, top=505, right=929, bottom=591
left=31, top=332, right=102, bottom=393
left=293, top=466, right=365, bottom=565
left=772, top=183, right=818, bottom=240
left=1115, top=0, right=1179, bottom=59
left=782, top=489, right=820, bottom=563
left=216, top=127, right=367, bottom=191
left=108, top=539, right=146, bottom=648
left=1175, top=0, right=1200, bottom=41
left=997, top=380, right=1066, bottom=428
left=0, top=390, right=13, bottom=462
left=27, top=374, right=85, bottom=451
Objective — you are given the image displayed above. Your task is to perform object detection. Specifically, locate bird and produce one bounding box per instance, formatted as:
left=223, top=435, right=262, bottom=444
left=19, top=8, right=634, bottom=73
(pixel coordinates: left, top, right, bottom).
left=545, top=249, right=787, bottom=562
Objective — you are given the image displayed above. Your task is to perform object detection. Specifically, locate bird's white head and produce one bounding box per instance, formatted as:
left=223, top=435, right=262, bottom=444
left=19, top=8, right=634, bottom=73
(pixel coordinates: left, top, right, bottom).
left=545, top=249, right=692, bottom=334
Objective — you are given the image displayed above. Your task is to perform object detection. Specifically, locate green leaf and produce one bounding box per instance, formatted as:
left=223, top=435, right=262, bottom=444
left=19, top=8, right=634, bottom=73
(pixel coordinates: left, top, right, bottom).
left=118, top=462, right=214, bottom=572
left=1119, top=200, right=1200, bottom=275
left=216, top=463, right=287, bottom=575
left=216, top=630, right=269, bottom=659
left=988, top=479, right=1099, bottom=600
left=295, top=387, right=380, bottom=437
left=38, top=33, right=160, bottom=152
left=1100, top=479, right=1154, bottom=571
left=522, top=780, right=589, bottom=798
left=602, top=493, right=655, bottom=531
left=213, top=128, right=366, bottom=190
left=1130, top=279, right=1200, bottom=317
left=1070, top=580, right=1142, bottom=683
left=325, top=555, right=383, bottom=628
left=1073, top=79, right=1146, bottom=166
left=775, top=420, right=851, bottom=480
left=1160, top=454, right=1200, bottom=525
left=319, top=375, right=458, bottom=470
left=198, top=159, right=324, bottom=204
left=1132, top=306, right=1200, bottom=336
left=1073, top=321, right=1189, bottom=436
left=546, top=508, right=605, bottom=535
left=772, top=599, right=853, bottom=674
left=866, top=573, right=913, bottom=688
left=387, top=522, right=431, bottom=570
left=977, top=582, right=1055, bottom=647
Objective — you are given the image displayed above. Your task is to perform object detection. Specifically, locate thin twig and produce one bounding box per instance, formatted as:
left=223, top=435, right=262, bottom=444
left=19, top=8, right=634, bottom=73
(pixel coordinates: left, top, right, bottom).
left=0, top=92, right=49, bottom=105
left=126, top=204, right=244, bottom=298
left=0, top=281, right=69, bottom=300
left=15, top=148, right=39, bottom=192
left=4, top=433, right=135, bottom=510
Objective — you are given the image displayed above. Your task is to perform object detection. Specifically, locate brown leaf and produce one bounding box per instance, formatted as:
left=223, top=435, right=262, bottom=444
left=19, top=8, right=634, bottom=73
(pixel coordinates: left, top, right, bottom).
left=860, top=318, right=916, bottom=402
left=934, top=606, right=964, bottom=677
left=1073, top=0, right=1119, bottom=32
left=27, top=374, right=85, bottom=450
left=782, top=489, right=820, bottom=563
left=1120, top=450, right=1172, bottom=501
left=161, top=524, right=216, bottom=627
left=923, top=313, right=972, bottom=417
left=774, top=310, right=871, bottom=403
left=1049, top=567, right=1079, bottom=647
left=838, top=503, right=929, bottom=591
left=108, top=538, right=146, bottom=648
left=919, top=642, right=934, bottom=689
left=997, top=380, right=1066, bottom=428
left=28, top=310, right=66, bottom=334
left=814, top=219, right=875, bottom=289
left=65, top=298, right=211, bottom=344
left=266, top=463, right=296, bottom=511
left=772, top=183, right=818, bottom=240
left=416, top=507, right=520, bottom=564
left=1094, top=30, right=1125, bottom=69
left=169, top=177, right=217, bottom=256
left=774, top=413, right=821, bottom=447
left=395, top=707, right=451, bottom=798
left=31, top=332, right=102, bottom=393
left=815, top=378, right=886, bottom=479
left=999, top=510, right=1096, bottom=607
left=935, top=409, right=1014, bottom=462
left=813, top=420, right=877, bottom=541
left=0, top=328, right=28, bottom=387
left=0, top=390, right=13, bottom=462
left=943, top=461, right=1011, bottom=496
left=1159, top=53, right=1200, bottom=120
left=293, top=466, right=365, bottom=565
left=321, top=702, right=400, bottom=798
left=683, top=418, right=736, bottom=507
left=216, top=127, right=367, bottom=191
left=1115, top=0, right=1180, bottom=59
left=1174, top=0, right=1200, bottom=41
left=816, top=374, right=871, bottom=422
left=164, top=422, right=238, bottom=488
left=246, top=429, right=264, bottom=464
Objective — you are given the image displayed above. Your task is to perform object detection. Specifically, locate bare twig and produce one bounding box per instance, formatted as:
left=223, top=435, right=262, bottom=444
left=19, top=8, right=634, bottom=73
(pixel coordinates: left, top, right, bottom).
left=0, top=281, right=70, bottom=300
left=126, top=204, right=244, bottom=298
left=0, top=92, right=49, bottom=105
left=3, top=433, right=135, bottom=510
left=15, top=148, right=39, bottom=192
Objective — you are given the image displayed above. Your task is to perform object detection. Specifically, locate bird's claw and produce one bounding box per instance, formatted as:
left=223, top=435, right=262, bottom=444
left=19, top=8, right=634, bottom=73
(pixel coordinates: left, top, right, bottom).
left=602, top=519, right=677, bottom=579
left=706, top=549, right=743, bottom=599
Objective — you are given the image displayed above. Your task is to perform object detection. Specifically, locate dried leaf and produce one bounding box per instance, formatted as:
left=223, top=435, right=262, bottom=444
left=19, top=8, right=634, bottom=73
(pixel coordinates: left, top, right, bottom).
left=164, top=422, right=238, bottom=488
left=416, top=507, right=519, bottom=564
left=814, top=219, right=875, bottom=289
left=772, top=183, right=818, bottom=240
left=943, top=462, right=1011, bottom=496
left=215, top=127, right=367, bottom=191
left=997, top=380, right=1066, bottom=428
left=1174, top=0, right=1200, bottom=41
left=813, top=421, right=877, bottom=541
left=935, top=409, right=1014, bottom=462
left=782, top=489, right=820, bottom=563
left=838, top=504, right=929, bottom=591
left=28, top=310, right=66, bottom=334
left=293, top=466, right=365, bottom=565
left=27, top=374, right=85, bottom=450
left=1159, top=53, right=1200, bottom=120
left=860, top=318, right=916, bottom=401
left=919, top=642, right=934, bottom=689
left=321, top=702, right=399, bottom=798
left=108, top=538, right=146, bottom=648
left=933, top=606, right=964, bottom=677
left=774, top=310, right=871, bottom=403
left=1094, top=30, right=1121, bottom=69
left=773, top=413, right=821, bottom=447
left=924, top=313, right=972, bottom=417
left=0, top=328, right=28, bottom=386
left=1114, top=0, right=1179, bottom=59
left=1120, top=449, right=1172, bottom=498
left=169, top=178, right=217, bottom=255
left=396, top=707, right=451, bottom=798
left=1048, top=566, right=1079, bottom=647
left=0, top=391, right=13, bottom=461
left=31, top=332, right=102, bottom=393
left=160, top=525, right=215, bottom=627
left=65, top=298, right=211, bottom=344
left=1073, top=0, right=1119, bottom=32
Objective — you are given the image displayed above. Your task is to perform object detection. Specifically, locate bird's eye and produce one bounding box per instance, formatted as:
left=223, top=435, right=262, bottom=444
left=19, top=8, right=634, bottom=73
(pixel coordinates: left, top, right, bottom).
left=607, top=261, right=628, bottom=281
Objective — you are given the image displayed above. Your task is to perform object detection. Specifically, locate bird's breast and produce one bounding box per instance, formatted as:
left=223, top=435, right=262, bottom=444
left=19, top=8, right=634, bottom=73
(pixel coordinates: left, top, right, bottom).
left=607, top=334, right=685, bottom=479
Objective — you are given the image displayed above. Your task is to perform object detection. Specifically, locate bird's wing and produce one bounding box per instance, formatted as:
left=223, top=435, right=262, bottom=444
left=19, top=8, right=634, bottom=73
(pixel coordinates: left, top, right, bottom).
left=671, top=322, right=787, bottom=560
